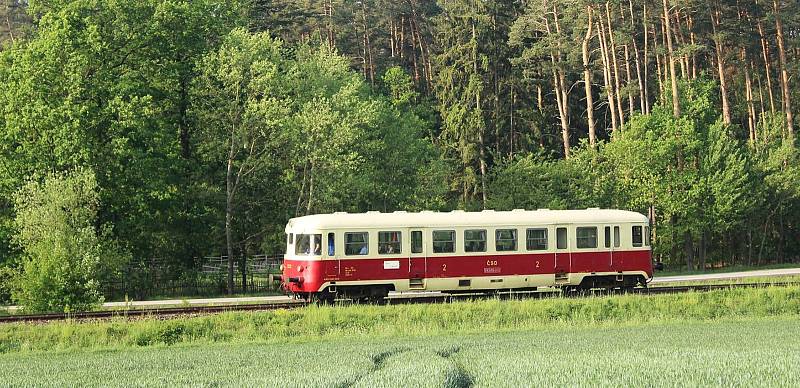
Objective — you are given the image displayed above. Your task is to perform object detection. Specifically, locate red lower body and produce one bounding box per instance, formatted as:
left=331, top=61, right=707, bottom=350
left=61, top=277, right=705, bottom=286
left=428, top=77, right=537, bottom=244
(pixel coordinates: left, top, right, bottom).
left=283, top=250, right=652, bottom=294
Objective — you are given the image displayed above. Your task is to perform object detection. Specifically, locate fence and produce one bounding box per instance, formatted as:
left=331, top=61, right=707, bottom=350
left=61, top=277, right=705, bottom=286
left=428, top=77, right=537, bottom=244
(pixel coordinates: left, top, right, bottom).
left=104, top=255, right=284, bottom=301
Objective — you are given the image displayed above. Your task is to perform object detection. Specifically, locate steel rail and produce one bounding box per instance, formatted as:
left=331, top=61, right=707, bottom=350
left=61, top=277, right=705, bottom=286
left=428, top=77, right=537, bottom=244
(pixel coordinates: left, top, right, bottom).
left=1, top=281, right=797, bottom=324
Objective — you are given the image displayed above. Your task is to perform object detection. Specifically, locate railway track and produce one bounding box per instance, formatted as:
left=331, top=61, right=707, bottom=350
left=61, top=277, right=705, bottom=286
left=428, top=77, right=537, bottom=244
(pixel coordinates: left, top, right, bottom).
left=2, top=281, right=797, bottom=324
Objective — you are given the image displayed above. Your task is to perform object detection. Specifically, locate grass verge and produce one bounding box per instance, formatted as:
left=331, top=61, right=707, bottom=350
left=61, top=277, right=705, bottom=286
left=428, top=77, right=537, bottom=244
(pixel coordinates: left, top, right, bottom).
left=1, top=285, right=799, bottom=354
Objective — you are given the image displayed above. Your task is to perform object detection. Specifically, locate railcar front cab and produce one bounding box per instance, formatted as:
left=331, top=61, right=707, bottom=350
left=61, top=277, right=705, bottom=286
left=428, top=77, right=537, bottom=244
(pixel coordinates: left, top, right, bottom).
left=281, top=225, right=327, bottom=301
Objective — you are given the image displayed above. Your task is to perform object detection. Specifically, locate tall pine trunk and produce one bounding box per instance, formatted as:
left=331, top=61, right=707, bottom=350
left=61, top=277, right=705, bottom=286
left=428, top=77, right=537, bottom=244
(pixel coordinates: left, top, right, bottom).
left=664, top=0, right=681, bottom=117
left=757, top=20, right=777, bottom=113
left=583, top=6, right=597, bottom=147
left=773, top=0, right=794, bottom=136
left=711, top=5, right=732, bottom=125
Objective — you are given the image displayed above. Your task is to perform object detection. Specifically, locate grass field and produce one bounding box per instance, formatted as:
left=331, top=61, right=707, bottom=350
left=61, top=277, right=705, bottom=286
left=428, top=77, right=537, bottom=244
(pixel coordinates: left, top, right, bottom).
left=1, top=286, right=799, bottom=386
left=1, top=316, right=798, bottom=386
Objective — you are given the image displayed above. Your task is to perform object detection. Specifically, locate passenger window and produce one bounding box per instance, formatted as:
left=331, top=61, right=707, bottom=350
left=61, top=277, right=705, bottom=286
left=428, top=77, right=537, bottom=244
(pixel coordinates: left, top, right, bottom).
left=526, top=228, right=548, bottom=250
left=432, top=230, right=455, bottom=253
left=645, top=226, right=651, bottom=246
left=464, top=229, right=487, bottom=252
left=613, top=226, right=620, bottom=248
left=327, top=232, right=335, bottom=256
left=495, top=229, right=517, bottom=251
left=411, top=231, right=423, bottom=253
left=345, top=232, right=369, bottom=255
left=576, top=227, right=598, bottom=248
left=632, top=226, right=643, bottom=247
left=604, top=226, right=611, bottom=248
left=556, top=228, right=567, bottom=249
left=378, top=231, right=402, bottom=254
left=295, top=234, right=322, bottom=256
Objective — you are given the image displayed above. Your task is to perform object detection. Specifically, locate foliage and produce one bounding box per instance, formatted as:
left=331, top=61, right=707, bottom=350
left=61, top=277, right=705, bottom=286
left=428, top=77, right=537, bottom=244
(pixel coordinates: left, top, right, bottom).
left=9, top=169, right=128, bottom=313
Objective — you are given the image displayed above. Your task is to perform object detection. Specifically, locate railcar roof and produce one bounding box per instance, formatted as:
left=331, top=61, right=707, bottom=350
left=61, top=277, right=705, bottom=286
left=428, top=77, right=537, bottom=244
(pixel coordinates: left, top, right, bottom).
left=286, top=209, right=648, bottom=231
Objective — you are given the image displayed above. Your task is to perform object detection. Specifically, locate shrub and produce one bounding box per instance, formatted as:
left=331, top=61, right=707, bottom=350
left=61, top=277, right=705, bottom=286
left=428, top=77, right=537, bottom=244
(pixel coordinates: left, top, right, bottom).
left=10, top=168, right=129, bottom=313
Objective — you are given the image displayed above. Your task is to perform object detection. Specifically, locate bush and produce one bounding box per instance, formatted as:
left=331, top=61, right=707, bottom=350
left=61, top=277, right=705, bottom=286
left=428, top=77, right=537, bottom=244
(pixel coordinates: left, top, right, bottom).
left=10, top=169, right=129, bottom=313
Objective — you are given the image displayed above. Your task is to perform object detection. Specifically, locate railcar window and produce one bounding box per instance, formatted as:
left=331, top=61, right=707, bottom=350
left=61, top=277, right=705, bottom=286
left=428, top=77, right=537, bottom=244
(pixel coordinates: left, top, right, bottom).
left=288, top=233, right=293, bottom=245
left=327, top=233, right=335, bottom=256
left=378, top=231, right=402, bottom=254
left=432, top=230, right=455, bottom=253
left=526, top=228, right=548, bottom=250
left=411, top=231, right=423, bottom=253
left=604, top=226, right=611, bottom=248
left=645, top=226, right=651, bottom=246
left=576, top=227, right=598, bottom=248
left=613, top=226, right=620, bottom=248
left=557, top=228, right=567, bottom=249
left=295, top=234, right=322, bottom=256
left=632, top=226, right=643, bottom=247
left=496, top=229, right=517, bottom=251
left=345, top=232, right=369, bottom=255
left=464, top=230, right=487, bottom=252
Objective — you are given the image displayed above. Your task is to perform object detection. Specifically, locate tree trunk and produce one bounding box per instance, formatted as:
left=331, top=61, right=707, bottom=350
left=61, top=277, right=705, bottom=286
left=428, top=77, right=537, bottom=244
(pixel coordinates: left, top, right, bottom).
left=598, top=19, right=619, bottom=133
left=744, top=53, right=757, bottom=143
left=306, top=161, right=315, bottom=214
left=624, top=43, right=635, bottom=114
left=643, top=2, right=652, bottom=114
left=758, top=20, right=777, bottom=113
left=773, top=0, right=794, bottom=136
left=472, top=18, right=488, bottom=207
left=583, top=6, right=597, bottom=147
left=226, top=152, right=236, bottom=295
left=664, top=0, right=681, bottom=117
left=548, top=9, right=571, bottom=157
left=409, top=17, right=420, bottom=85
left=684, top=231, right=694, bottom=271
left=605, top=2, right=625, bottom=126
left=360, top=1, right=374, bottom=85
left=673, top=9, right=688, bottom=79
left=630, top=0, right=646, bottom=113
left=711, top=5, right=732, bottom=125
left=688, top=15, right=698, bottom=79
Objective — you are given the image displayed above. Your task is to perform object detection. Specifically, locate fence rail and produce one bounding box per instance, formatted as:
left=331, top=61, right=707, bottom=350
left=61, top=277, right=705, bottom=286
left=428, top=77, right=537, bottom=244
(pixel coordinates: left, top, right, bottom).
left=104, top=254, right=284, bottom=300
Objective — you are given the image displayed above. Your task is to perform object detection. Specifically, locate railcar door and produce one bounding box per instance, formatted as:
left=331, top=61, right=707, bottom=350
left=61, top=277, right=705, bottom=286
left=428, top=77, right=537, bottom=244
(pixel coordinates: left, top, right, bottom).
left=601, top=226, right=613, bottom=270
left=611, top=225, right=621, bottom=271
left=554, top=225, right=571, bottom=276
left=324, top=232, right=339, bottom=279
left=408, top=229, right=427, bottom=289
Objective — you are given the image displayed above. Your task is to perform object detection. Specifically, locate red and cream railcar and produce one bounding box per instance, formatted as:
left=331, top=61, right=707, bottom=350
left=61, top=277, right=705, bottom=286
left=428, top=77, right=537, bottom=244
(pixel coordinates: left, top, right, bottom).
left=281, top=209, right=652, bottom=302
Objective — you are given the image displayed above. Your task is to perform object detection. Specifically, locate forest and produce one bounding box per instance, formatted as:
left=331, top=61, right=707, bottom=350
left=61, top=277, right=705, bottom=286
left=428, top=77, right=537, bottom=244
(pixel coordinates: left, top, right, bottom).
left=0, top=0, right=798, bottom=306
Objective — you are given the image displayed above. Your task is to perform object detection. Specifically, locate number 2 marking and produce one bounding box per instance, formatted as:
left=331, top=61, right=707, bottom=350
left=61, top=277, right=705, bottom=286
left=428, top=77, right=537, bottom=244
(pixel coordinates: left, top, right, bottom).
left=442, top=264, right=447, bottom=272
left=536, top=261, right=540, bottom=268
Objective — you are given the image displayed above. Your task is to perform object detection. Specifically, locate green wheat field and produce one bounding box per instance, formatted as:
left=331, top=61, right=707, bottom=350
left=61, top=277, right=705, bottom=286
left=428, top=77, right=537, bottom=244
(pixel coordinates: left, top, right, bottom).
left=1, top=287, right=799, bottom=386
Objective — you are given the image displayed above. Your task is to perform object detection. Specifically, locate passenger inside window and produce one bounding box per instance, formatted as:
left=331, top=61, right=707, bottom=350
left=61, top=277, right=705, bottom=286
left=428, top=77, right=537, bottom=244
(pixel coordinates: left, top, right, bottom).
left=328, top=232, right=335, bottom=256
left=345, top=232, right=369, bottom=255
left=379, top=231, right=402, bottom=254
